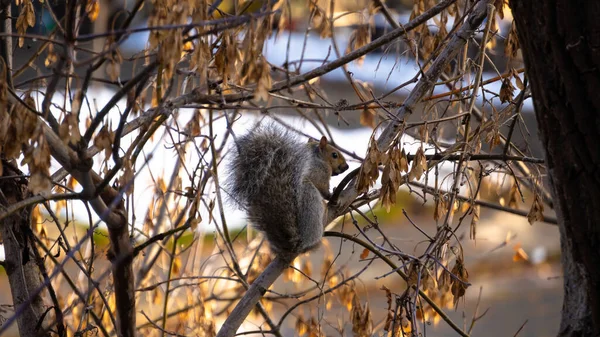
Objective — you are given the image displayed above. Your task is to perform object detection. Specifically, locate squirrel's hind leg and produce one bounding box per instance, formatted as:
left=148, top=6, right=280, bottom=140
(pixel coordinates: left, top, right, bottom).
left=295, top=181, right=326, bottom=254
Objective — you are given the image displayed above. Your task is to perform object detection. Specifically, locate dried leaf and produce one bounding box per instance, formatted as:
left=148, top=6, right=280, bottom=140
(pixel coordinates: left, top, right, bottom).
left=346, top=24, right=371, bottom=66
left=316, top=255, right=331, bottom=277
left=357, top=136, right=383, bottom=192
left=301, top=260, right=313, bottom=278
left=106, top=47, right=123, bottom=81
left=360, top=108, right=376, bottom=128
left=527, top=194, right=544, bottom=225
left=59, top=112, right=81, bottom=144
left=381, top=286, right=393, bottom=331
left=351, top=295, right=372, bottom=337
left=433, top=196, right=441, bottom=221
left=505, top=21, right=520, bottom=59
left=508, top=182, right=520, bottom=208
left=513, top=70, right=525, bottom=90
left=470, top=204, right=480, bottom=241
left=450, top=257, right=469, bottom=308
left=494, top=0, right=505, bottom=19
left=254, top=59, right=272, bottom=102
left=93, top=125, right=114, bottom=158
left=513, top=243, right=529, bottom=262
left=295, top=316, right=308, bottom=336
left=419, top=124, right=429, bottom=143
left=499, top=77, right=515, bottom=103
left=408, top=147, right=427, bottom=181
left=312, top=8, right=331, bottom=39
left=399, top=149, right=409, bottom=173
left=119, top=159, right=134, bottom=196
left=86, top=0, right=100, bottom=22
left=172, top=258, right=181, bottom=275
left=420, top=26, right=435, bottom=59
left=25, top=132, right=52, bottom=194
left=16, top=0, right=36, bottom=48
left=380, top=164, right=395, bottom=212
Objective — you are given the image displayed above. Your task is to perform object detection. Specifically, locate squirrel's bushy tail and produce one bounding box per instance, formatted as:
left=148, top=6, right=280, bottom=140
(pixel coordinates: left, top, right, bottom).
left=227, top=125, right=310, bottom=255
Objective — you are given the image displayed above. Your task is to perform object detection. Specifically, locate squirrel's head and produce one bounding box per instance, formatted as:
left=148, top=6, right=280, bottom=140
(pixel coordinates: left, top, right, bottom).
left=316, top=136, right=349, bottom=176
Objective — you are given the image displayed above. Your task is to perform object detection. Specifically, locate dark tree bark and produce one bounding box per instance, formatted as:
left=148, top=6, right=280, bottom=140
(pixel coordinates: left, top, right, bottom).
left=509, top=1, right=600, bottom=336
left=0, top=161, right=51, bottom=337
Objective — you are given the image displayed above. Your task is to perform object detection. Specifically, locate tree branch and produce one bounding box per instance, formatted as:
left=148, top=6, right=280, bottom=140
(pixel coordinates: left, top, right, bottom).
left=327, top=0, right=493, bottom=224
left=216, top=255, right=294, bottom=337
left=0, top=162, right=51, bottom=337
left=324, top=231, right=469, bottom=337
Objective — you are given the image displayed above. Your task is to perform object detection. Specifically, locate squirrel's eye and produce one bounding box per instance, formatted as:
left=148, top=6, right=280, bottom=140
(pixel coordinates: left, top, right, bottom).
left=332, top=152, right=338, bottom=159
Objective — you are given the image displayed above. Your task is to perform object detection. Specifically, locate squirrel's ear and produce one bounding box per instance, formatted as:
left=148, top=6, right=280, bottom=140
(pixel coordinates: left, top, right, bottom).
left=319, top=136, right=328, bottom=149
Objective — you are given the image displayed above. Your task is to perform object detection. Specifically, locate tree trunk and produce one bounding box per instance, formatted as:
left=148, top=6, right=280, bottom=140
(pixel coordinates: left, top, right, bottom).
left=509, top=1, right=600, bottom=336
left=0, top=161, right=51, bottom=337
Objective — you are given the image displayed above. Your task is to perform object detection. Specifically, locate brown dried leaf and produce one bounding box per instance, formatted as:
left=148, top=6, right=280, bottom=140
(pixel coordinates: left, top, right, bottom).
left=357, top=137, right=383, bottom=192
left=147, top=4, right=168, bottom=49
left=408, top=147, right=427, bottom=181
left=346, top=24, right=371, bottom=66
left=499, top=77, right=515, bottom=103
left=25, top=132, right=52, bottom=194
left=433, top=196, right=441, bottom=221
left=295, top=316, right=308, bottom=336
left=380, top=147, right=405, bottom=212
left=380, top=164, right=395, bottom=212
left=16, top=0, right=36, bottom=47
left=254, top=59, right=272, bottom=102
left=405, top=263, right=419, bottom=288
left=119, top=159, right=134, bottom=196
left=312, top=8, right=331, bottom=39
left=351, top=295, right=372, bottom=337
left=93, top=125, right=114, bottom=158
left=494, top=0, right=505, bottom=19
left=301, top=259, right=313, bottom=278
left=513, top=70, right=525, bottom=90
left=470, top=204, right=480, bottom=241
left=320, top=256, right=333, bottom=278
left=360, top=108, right=376, bottom=128
left=505, top=21, right=520, bottom=59
left=527, top=194, right=544, bottom=225
left=421, top=27, right=436, bottom=60
left=336, top=284, right=353, bottom=311
left=508, top=182, right=520, bottom=208
left=106, top=47, right=123, bottom=81
left=59, top=112, right=81, bottom=144
left=419, top=124, right=429, bottom=143
left=5, top=94, right=38, bottom=160
left=450, top=257, right=469, bottom=308
left=399, top=149, right=408, bottom=173
left=381, top=285, right=393, bottom=331
left=188, top=217, right=200, bottom=231
left=214, top=32, right=239, bottom=84
left=190, top=38, right=211, bottom=81
left=485, top=129, right=502, bottom=150
left=172, top=258, right=181, bottom=275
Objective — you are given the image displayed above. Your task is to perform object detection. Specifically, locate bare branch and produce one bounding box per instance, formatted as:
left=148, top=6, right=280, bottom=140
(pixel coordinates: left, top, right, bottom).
left=328, top=0, right=493, bottom=223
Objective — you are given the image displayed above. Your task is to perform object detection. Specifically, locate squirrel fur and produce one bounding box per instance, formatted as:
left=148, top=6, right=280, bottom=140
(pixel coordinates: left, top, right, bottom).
left=228, top=125, right=349, bottom=258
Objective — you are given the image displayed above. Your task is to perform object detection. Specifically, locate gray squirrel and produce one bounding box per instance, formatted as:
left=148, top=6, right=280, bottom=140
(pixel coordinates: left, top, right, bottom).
left=227, top=125, right=349, bottom=258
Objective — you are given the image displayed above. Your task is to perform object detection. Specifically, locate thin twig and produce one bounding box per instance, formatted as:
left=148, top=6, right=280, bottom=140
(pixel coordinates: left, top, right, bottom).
left=324, top=231, right=470, bottom=337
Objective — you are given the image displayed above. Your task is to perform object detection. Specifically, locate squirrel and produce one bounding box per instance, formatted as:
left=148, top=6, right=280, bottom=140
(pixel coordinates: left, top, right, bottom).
left=227, top=124, right=349, bottom=259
